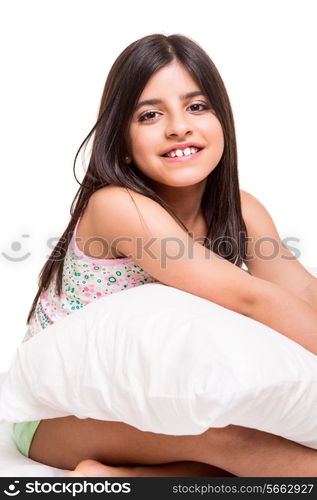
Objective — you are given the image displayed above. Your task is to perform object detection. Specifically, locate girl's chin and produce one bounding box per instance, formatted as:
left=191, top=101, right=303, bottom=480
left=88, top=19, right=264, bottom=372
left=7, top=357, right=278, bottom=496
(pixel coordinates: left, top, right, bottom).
left=157, top=174, right=209, bottom=188
left=136, top=161, right=215, bottom=186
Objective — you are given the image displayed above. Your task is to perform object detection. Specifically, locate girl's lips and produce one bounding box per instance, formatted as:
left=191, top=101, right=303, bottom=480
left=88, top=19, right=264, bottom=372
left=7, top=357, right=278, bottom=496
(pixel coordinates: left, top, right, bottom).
left=160, top=148, right=204, bottom=162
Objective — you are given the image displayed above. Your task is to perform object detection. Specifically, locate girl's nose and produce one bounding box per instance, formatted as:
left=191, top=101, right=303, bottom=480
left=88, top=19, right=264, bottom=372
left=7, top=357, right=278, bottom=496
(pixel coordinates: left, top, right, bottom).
left=165, top=113, right=193, bottom=138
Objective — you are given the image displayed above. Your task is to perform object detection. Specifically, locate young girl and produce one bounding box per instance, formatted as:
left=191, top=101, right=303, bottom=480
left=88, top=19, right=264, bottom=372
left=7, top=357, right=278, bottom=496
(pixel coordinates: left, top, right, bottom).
left=13, top=33, right=317, bottom=478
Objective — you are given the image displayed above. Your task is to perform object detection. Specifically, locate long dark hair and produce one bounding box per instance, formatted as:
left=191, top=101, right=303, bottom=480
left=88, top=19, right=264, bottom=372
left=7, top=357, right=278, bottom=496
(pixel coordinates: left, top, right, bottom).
left=26, top=33, right=248, bottom=325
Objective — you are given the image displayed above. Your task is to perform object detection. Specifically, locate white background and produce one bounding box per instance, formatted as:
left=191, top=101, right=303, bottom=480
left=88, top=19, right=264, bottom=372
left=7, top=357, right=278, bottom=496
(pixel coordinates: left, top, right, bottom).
left=0, top=0, right=316, bottom=371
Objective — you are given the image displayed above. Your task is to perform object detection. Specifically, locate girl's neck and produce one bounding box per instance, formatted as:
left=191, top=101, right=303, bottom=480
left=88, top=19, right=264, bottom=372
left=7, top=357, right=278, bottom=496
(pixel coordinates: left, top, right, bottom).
left=149, top=179, right=207, bottom=229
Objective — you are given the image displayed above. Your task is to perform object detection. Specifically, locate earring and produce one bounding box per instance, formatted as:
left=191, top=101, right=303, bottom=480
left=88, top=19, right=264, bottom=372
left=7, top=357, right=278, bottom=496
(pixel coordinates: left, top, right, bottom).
left=125, top=155, right=130, bottom=162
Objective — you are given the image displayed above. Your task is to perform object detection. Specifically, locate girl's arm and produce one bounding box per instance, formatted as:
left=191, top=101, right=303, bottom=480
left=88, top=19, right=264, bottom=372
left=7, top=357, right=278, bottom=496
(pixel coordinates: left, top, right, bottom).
left=88, top=186, right=317, bottom=356
left=239, top=189, right=317, bottom=326
left=246, top=277, right=317, bottom=354
left=301, top=280, right=317, bottom=311
left=240, top=189, right=317, bottom=301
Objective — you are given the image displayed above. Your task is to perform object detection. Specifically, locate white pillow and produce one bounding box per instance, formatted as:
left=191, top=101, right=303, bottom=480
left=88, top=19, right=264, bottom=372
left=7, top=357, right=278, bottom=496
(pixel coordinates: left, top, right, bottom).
left=1, top=280, right=317, bottom=449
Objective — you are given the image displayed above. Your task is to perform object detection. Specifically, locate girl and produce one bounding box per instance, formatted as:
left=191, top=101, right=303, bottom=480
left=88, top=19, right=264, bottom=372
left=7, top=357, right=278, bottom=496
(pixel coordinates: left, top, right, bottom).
left=13, top=33, right=317, bottom=478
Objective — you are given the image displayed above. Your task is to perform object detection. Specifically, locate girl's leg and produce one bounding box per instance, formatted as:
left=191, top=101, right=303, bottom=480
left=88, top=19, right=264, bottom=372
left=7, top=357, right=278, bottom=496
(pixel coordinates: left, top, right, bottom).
left=29, top=416, right=317, bottom=477
left=65, top=459, right=234, bottom=477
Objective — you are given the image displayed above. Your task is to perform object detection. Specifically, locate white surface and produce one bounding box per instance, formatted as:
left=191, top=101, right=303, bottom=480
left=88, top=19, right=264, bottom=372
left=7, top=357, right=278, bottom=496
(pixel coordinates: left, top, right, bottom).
left=1, top=0, right=317, bottom=371
left=0, top=373, right=67, bottom=477
left=1, top=279, right=317, bottom=455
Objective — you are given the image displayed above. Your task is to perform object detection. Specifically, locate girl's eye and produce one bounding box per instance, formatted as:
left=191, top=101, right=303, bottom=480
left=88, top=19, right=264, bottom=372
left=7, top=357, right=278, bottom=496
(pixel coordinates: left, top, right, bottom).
left=138, top=102, right=209, bottom=122
left=188, top=103, right=209, bottom=112
left=138, top=111, right=160, bottom=122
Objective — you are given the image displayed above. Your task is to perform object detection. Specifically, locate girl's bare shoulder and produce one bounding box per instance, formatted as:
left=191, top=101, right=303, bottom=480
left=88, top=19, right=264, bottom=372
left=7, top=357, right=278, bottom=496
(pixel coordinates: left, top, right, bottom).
left=77, top=185, right=163, bottom=259
left=76, top=185, right=131, bottom=259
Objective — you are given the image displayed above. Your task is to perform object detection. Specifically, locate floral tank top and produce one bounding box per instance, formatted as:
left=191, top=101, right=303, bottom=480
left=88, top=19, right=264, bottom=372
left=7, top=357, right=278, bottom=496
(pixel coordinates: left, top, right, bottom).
left=23, top=216, right=159, bottom=343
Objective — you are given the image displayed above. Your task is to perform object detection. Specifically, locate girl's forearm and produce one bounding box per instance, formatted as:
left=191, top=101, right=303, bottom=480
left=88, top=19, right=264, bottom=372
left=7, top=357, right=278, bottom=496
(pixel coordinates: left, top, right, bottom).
left=248, top=279, right=317, bottom=356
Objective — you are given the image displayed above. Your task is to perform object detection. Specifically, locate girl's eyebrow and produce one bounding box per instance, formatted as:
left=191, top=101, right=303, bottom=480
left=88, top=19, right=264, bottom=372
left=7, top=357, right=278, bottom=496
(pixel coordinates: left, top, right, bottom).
left=134, top=90, right=207, bottom=112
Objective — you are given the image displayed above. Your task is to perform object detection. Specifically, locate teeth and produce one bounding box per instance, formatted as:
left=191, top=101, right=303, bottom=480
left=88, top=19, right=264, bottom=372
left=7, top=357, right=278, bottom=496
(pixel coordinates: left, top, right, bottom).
left=166, top=147, right=199, bottom=158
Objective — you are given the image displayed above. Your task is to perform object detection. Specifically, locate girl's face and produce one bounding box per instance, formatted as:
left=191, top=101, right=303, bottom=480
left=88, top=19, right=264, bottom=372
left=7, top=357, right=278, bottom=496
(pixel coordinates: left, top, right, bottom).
left=128, top=60, right=224, bottom=188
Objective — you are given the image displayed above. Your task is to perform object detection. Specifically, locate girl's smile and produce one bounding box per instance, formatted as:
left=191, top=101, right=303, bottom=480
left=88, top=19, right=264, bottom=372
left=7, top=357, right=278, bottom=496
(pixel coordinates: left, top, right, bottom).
left=160, top=146, right=204, bottom=163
